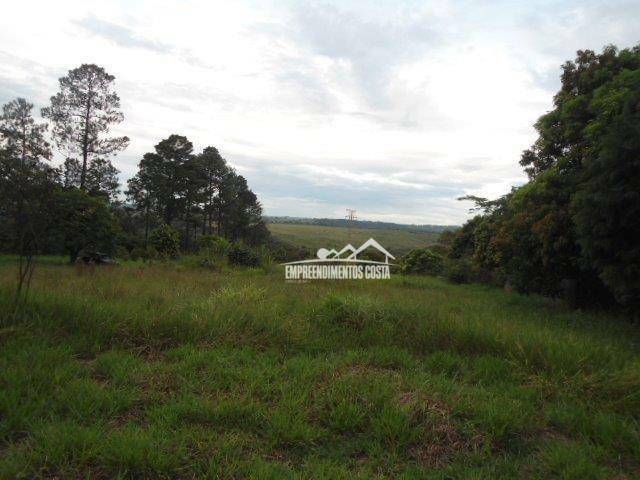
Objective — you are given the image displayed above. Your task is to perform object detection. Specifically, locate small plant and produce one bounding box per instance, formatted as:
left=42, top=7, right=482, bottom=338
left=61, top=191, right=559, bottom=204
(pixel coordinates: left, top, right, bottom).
left=149, top=225, right=180, bottom=259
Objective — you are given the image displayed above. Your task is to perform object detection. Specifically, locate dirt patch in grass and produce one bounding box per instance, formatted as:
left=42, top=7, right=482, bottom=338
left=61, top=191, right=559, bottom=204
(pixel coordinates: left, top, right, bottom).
left=400, top=391, right=486, bottom=469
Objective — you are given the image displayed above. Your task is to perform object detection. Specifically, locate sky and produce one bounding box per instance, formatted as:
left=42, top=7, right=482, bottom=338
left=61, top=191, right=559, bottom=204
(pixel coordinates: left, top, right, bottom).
left=0, top=0, right=638, bottom=224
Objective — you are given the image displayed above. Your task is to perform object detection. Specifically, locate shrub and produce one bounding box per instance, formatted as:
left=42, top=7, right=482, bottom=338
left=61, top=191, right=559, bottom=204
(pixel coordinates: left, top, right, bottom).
left=227, top=243, right=260, bottom=267
left=149, top=225, right=180, bottom=259
left=265, top=238, right=310, bottom=262
left=400, top=248, right=444, bottom=276
left=198, top=235, right=230, bottom=255
left=444, top=258, right=475, bottom=284
left=197, top=235, right=230, bottom=268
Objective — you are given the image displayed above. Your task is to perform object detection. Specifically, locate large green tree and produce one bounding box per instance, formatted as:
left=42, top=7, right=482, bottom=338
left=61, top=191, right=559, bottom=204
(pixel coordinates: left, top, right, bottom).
left=51, top=188, right=120, bottom=263
left=196, top=146, right=227, bottom=236
left=131, top=134, right=193, bottom=226
left=449, top=45, right=640, bottom=309
left=126, top=135, right=268, bottom=248
left=42, top=64, right=128, bottom=191
left=0, top=98, right=56, bottom=303
left=573, top=66, right=640, bottom=307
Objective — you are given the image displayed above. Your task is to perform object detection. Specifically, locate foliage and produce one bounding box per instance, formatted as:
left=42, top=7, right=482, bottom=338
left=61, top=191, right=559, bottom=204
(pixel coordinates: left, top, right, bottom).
left=0, top=99, right=56, bottom=254
left=400, top=248, right=444, bottom=276
left=42, top=64, right=128, bottom=191
left=0, top=62, right=269, bottom=269
left=573, top=67, right=640, bottom=308
left=0, top=98, right=55, bottom=311
left=51, top=188, right=119, bottom=263
left=197, top=235, right=230, bottom=268
left=198, top=235, right=230, bottom=256
left=0, top=98, right=51, bottom=161
left=126, top=135, right=269, bottom=250
left=227, top=242, right=260, bottom=267
left=449, top=45, right=640, bottom=310
left=149, top=224, right=180, bottom=259
left=444, top=258, right=476, bottom=284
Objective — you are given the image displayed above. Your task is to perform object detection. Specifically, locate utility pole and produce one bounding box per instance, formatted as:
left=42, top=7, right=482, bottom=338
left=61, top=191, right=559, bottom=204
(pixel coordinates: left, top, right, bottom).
left=346, top=209, right=356, bottom=245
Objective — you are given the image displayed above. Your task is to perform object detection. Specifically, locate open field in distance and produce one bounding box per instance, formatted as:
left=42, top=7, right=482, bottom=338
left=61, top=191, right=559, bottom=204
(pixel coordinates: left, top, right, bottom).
left=267, top=223, right=440, bottom=257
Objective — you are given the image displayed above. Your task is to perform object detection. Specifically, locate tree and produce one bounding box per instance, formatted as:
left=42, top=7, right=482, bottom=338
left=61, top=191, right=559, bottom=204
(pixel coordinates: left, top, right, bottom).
left=126, top=174, right=156, bottom=244
left=62, top=156, right=121, bottom=199
left=573, top=67, right=640, bottom=308
left=52, top=188, right=119, bottom=263
left=127, top=137, right=269, bottom=250
left=0, top=98, right=55, bottom=310
left=0, top=98, right=51, bottom=163
left=401, top=248, right=444, bottom=276
left=63, top=158, right=82, bottom=188
left=130, top=134, right=194, bottom=226
left=449, top=45, right=640, bottom=309
left=196, top=147, right=227, bottom=236
left=42, top=64, right=128, bottom=190
left=217, top=171, right=268, bottom=245
left=149, top=224, right=180, bottom=259
left=85, top=157, right=120, bottom=200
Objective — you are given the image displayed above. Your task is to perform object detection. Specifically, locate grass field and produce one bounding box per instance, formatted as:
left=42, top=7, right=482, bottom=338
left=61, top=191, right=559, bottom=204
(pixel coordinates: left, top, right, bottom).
left=1, top=260, right=639, bottom=478
left=267, top=223, right=439, bottom=256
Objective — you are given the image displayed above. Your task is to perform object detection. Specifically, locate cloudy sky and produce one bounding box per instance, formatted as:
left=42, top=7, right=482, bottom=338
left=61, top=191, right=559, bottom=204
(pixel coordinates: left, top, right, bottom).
left=1, top=0, right=638, bottom=224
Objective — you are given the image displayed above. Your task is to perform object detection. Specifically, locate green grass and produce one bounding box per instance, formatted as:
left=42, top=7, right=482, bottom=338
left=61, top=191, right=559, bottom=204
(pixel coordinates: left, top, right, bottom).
left=267, top=223, right=439, bottom=256
left=1, top=260, right=639, bottom=478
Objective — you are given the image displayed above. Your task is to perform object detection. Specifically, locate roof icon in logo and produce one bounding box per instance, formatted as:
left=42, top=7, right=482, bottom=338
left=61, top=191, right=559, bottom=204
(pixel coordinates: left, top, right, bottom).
left=285, top=238, right=395, bottom=265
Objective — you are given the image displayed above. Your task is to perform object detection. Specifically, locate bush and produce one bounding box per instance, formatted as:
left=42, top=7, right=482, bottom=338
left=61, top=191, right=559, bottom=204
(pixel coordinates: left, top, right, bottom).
left=149, top=225, right=180, bottom=259
left=400, top=248, right=444, bottom=276
left=197, top=235, right=230, bottom=268
left=265, top=238, right=310, bottom=262
left=444, top=258, right=476, bottom=284
left=227, top=243, right=260, bottom=267
left=198, top=235, right=230, bottom=256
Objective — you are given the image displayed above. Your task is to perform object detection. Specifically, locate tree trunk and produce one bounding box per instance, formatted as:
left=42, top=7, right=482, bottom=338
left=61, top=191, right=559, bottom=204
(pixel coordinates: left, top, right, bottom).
left=80, top=95, right=92, bottom=190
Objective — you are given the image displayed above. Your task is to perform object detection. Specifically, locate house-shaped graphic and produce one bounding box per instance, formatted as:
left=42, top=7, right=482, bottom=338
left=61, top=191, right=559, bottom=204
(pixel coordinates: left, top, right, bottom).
left=329, top=244, right=356, bottom=259
left=347, top=238, right=395, bottom=264
left=309, top=238, right=395, bottom=265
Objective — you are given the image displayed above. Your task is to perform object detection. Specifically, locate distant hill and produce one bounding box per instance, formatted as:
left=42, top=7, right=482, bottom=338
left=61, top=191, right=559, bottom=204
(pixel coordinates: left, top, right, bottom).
left=265, top=216, right=458, bottom=234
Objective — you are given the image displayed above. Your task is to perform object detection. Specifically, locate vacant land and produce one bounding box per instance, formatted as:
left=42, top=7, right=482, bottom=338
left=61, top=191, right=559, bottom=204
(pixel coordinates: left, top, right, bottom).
left=267, top=223, right=439, bottom=256
left=1, top=260, right=639, bottom=479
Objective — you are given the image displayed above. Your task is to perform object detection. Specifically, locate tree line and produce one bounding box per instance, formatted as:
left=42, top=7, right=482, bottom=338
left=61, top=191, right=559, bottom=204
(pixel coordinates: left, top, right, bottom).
left=266, top=216, right=457, bottom=233
left=439, top=45, right=640, bottom=312
left=0, top=63, right=269, bottom=268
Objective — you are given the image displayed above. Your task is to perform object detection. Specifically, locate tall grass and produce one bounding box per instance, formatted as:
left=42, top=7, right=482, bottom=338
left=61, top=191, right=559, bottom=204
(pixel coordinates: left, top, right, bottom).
left=0, top=260, right=638, bottom=478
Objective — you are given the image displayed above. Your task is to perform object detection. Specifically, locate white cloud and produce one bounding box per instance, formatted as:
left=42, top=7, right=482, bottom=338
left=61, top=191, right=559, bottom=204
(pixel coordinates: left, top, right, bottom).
left=0, top=0, right=638, bottom=224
